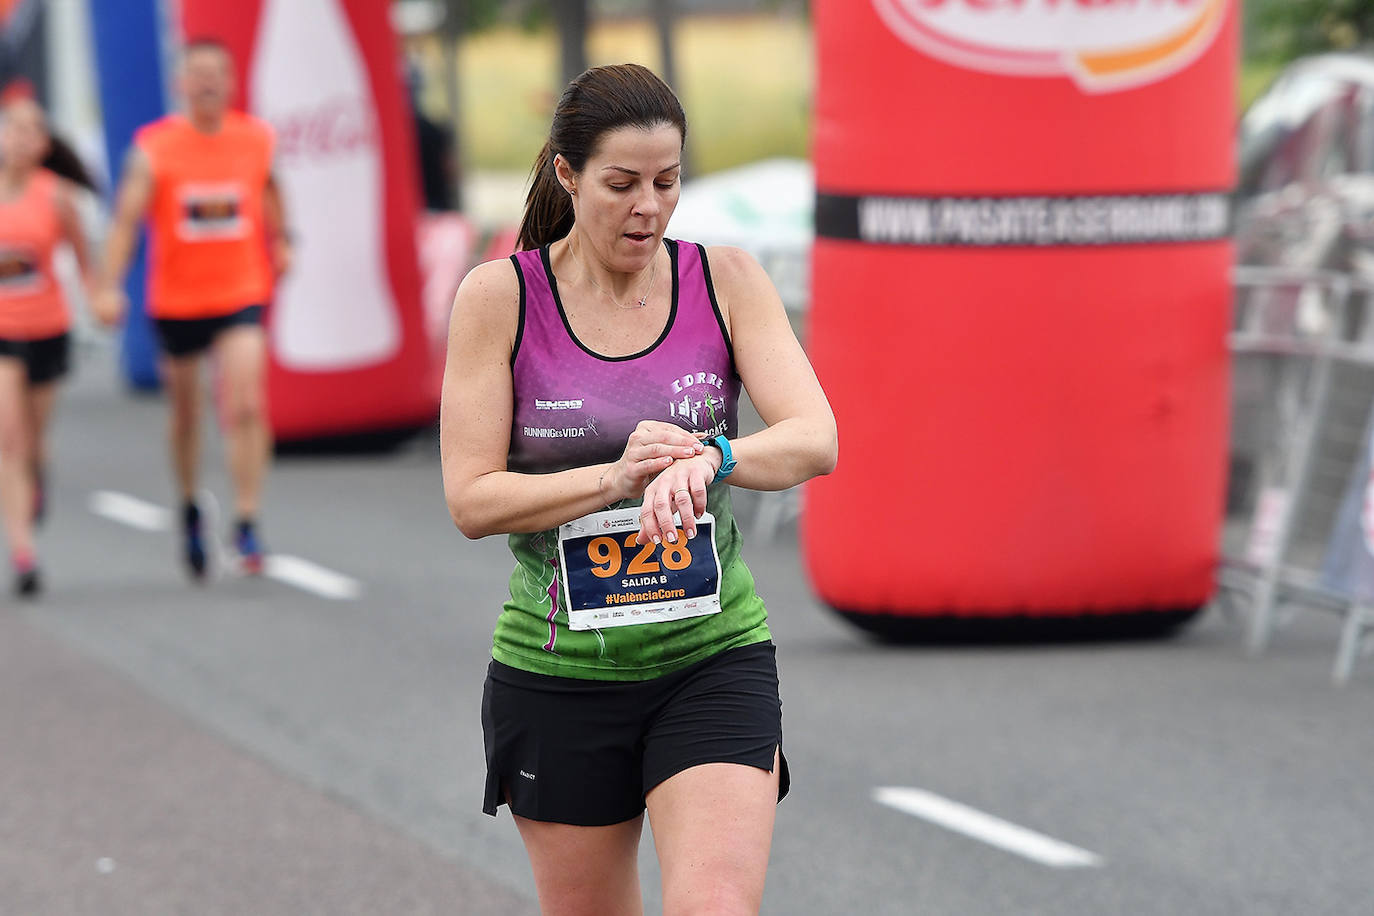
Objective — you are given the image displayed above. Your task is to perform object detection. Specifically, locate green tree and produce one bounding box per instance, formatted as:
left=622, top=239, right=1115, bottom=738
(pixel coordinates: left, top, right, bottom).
left=1248, top=0, right=1374, bottom=61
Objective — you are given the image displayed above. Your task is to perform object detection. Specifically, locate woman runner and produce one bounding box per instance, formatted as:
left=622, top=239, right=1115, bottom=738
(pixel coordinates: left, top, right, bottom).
left=441, top=64, right=836, bottom=915
left=0, top=91, right=96, bottom=596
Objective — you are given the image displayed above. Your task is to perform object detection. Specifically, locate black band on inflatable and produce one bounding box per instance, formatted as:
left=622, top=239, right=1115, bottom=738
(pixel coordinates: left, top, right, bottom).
left=814, top=190, right=1232, bottom=248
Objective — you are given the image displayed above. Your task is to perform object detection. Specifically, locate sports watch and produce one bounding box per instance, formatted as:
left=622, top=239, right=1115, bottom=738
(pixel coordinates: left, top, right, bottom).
left=705, top=435, right=737, bottom=484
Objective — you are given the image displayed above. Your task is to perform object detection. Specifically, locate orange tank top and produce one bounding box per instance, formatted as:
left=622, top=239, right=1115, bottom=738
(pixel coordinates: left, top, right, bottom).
left=136, top=111, right=276, bottom=319
left=0, top=169, right=69, bottom=340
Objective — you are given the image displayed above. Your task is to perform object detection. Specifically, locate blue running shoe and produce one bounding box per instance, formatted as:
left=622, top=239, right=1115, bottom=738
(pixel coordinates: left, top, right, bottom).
left=236, top=520, right=264, bottom=576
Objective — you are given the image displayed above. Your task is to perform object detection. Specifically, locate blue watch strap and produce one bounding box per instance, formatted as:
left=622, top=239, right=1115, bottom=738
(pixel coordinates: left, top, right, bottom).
left=708, top=435, right=736, bottom=484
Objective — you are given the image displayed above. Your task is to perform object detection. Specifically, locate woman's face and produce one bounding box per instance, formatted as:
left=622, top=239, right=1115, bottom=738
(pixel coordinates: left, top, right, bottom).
left=559, top=123, right=683, bottom=272
left=0, top=99, right=49, bottom=171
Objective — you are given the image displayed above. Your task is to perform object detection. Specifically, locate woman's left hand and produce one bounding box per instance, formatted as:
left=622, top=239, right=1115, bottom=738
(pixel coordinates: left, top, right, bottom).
left=636, top=452, right=719, bottom=546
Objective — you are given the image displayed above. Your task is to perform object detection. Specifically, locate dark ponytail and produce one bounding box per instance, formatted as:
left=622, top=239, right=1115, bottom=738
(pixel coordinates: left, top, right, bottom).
left=517, top=63, right=686, bottom=252
left=518, top=140, right=573, bottom=253
left=0, top=86, right=99, bottom=193
left=42, top=134, right=98, bottom=193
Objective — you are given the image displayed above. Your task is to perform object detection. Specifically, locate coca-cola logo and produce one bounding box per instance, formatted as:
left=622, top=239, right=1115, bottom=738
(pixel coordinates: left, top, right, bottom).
left=270, top=95, right=377, bottom=162
left=873, top=0, right=1228, bottom=93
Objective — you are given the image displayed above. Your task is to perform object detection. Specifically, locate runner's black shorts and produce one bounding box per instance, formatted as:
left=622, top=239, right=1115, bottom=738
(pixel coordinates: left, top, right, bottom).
left=0, top=333, right=70, bottom=385
left=482, top=640, right=789, bottom=826
left=154, top=304, right=264, bottom=358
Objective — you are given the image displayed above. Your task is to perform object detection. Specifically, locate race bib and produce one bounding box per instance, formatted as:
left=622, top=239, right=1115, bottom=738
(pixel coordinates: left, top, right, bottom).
left=0, top=246, right=43, bottom=296
left=177, top=182, right=247, bottom=240
left=557, top=506, right=722, bottom=631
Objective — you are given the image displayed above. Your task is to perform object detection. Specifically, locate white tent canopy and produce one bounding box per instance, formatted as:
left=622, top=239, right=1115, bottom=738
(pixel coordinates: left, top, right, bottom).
left=667, top=157, right=813, bottom=313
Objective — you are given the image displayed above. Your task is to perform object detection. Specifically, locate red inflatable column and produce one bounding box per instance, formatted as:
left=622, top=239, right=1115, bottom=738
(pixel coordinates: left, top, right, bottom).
left=806, top=0, right=1237, bottom=632
left=181, top=0, right=436, bottom=441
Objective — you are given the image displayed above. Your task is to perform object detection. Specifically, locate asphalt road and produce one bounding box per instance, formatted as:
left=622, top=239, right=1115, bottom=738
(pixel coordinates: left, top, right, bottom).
left=4, top=342, right=1373, bottom=915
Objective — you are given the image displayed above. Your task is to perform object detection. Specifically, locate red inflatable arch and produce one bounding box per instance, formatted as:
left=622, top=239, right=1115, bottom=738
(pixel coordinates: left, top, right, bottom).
left=805, top=0, right=1237, bottom=636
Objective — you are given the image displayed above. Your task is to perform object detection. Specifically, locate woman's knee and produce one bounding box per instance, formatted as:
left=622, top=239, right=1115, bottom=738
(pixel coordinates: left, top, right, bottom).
left=663, top=868, right=766, bottom=916
left=222, top=390, right=265, bottom=430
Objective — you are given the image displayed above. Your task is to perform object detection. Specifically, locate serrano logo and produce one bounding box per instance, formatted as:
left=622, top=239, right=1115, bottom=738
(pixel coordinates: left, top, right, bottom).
left=873, top=0, right=1229, bottom=93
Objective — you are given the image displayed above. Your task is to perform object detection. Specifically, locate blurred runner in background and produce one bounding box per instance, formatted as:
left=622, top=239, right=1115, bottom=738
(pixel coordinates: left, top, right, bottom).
left=95, top=38, right=291, bottom=581
left=0, top=85, right=97, bottom=596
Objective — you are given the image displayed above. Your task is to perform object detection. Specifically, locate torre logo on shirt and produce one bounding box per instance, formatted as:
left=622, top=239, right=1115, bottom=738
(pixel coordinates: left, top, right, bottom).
left=668, top=370, right=728, bottom=437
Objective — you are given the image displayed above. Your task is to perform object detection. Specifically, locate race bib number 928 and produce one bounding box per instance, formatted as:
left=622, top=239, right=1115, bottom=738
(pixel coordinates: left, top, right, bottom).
left=557, top=506, right=723, bottom=631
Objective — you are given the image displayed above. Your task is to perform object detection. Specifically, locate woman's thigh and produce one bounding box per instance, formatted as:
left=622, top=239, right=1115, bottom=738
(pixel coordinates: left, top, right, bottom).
left=646, top=752, right=780, bottom=916
left=513, top=813, right=645, bottom=916
left=0, top=358, right=31, bottom=451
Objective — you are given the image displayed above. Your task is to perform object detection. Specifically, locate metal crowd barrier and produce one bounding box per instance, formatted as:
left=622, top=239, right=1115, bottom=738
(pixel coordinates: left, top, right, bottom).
left=1218, top=266, right=1374, bottom=683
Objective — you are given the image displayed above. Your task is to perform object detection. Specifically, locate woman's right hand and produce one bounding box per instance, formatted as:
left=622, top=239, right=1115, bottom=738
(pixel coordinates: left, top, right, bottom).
left=602, top=420, right=704, bottom=503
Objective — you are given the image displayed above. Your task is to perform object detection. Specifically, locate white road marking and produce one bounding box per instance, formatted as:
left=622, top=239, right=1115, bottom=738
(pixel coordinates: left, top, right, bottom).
left=89, top=490, right=172, bottom=532
left=264, top=554, right=362, bottom=601
left=88, top=490, right=361, bottom=600
left=872, top=786, right=1104, bottom=869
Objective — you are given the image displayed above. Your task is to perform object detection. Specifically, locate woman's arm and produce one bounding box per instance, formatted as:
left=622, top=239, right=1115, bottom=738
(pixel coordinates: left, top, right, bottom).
left=92, top=148, right=153, bottom=326
left=636, top=246, right=837, bottom=545
left=440, top=259, right=706, bottom=540
left=53, top=178, right=94, bottom=287
left=714, top=246, right=837, bottom=489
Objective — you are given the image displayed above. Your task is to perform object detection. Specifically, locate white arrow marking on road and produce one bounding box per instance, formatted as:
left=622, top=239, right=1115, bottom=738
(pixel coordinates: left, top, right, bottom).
left=263, top=554, right=361, bottom=601
left=89, top=490, right=361, bottom=601
left=872, top=786, right=1104, bottom=869
left=89, top=490, right=173, bottom=532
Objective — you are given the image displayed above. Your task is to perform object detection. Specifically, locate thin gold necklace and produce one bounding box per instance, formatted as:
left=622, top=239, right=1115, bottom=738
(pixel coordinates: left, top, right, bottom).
left=575, top=245, right=658, bottom=310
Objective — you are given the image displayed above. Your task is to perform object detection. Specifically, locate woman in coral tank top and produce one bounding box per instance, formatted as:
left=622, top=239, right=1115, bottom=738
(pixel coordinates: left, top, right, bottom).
left=0, top=93, right=95, bottom=596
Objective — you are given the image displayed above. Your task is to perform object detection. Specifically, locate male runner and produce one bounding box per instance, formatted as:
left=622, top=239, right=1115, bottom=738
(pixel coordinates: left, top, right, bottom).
left=95, top=38, right=290, bottom=579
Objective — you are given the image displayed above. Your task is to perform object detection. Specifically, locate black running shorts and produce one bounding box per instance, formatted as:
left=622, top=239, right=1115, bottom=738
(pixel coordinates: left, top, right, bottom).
left=482, top=640, right=789, bottom=826
left=0, top=333, right=70, bottom=385
left=154, top=304, right=264, bottom=358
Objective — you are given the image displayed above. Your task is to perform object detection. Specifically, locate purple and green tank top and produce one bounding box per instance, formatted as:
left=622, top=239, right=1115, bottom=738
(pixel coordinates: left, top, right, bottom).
left=494, top=239, right=771, bottom=681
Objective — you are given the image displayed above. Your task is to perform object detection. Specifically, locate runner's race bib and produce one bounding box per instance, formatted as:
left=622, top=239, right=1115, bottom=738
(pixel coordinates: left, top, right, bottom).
left=558, top=506, right=722, bottom=631
left=0, top=246, right=43, bottom=296
left=177, top=182, right=247, bottom=240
